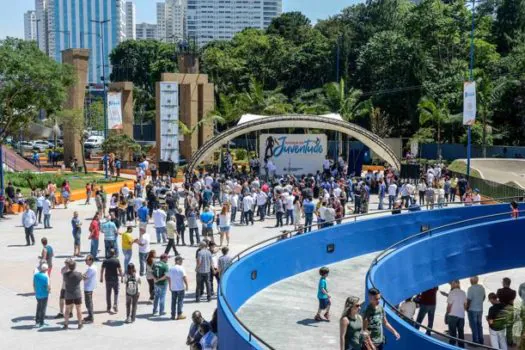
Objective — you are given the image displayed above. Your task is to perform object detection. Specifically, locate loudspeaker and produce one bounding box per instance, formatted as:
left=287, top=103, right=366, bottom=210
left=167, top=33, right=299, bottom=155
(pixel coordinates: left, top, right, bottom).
left=158, top=161, right=176, bottom=177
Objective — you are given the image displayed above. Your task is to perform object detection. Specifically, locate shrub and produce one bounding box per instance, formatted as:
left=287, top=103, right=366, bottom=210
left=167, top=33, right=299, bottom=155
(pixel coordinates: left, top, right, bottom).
left=5, top=172, right=65, bottom=190
left=235, top=148, right=248, bottom=161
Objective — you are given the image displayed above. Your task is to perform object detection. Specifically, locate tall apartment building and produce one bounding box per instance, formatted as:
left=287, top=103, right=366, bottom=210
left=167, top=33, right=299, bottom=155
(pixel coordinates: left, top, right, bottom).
left=125, top=1, right=136, bottom=40
left=157, top=0, right=185, bottom=42
left=186, top=0, right=282, bottom=47
left=24, top=11, right=37, bottom=41
left=47, top=0, right=127, bottom=84
left=35, top=0, right=49, bottom=54
left=136, top=23, right=158, bottom=40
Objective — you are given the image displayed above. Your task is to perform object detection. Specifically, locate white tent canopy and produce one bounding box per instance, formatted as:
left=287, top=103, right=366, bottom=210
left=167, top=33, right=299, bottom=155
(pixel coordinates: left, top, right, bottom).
left=237, top=113, right=343, bottom=126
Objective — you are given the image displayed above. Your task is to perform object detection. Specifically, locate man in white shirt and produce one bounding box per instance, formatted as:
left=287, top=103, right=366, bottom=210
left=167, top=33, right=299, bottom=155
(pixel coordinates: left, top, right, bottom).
left=447, top=280, right=467, bottom=347
left=285, top=192, right=295, bottom=225
left=388, top=183, right=398, bottom=210
left=168, top=256, right=188, bottom=320
left=22, top=204, right=37, bottom=246
left=138, top=231, right=151, bottom=276
left=322, top=156, right=331, bottom=177
left=242, top=194, right=254, bottom=225
left=255, top=189, right=268, bottom=221
left=121, top=184, right=130, bottom=198
left=83, top=255, right=97, bottom=323
left=204, top=175, right=213, bottom=188
left=152, top=207, right=168, bottom=244
left=230, top=193, right=239, bottom=223
left=42, top=195, right=52, bottom=229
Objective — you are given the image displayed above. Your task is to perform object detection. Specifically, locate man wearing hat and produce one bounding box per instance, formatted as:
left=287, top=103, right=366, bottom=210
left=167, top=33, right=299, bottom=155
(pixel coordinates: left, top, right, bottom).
left=168, top=255, right=188, bottom=320
left=34, top=262, right=50, bottom=328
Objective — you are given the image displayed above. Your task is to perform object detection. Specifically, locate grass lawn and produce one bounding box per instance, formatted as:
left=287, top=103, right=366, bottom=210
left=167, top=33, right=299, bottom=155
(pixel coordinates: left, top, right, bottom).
left=5, top=171, right=125, bottom=195
left=448, top=160, right=481, bottom=178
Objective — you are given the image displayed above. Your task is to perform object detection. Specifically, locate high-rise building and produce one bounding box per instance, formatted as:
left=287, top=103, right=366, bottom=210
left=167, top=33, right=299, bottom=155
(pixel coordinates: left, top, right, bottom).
left=157, top=0, right=185, bottom=42
left=35, top=0, right=49, bottom=54
left=136, top=23, right=158, bottom=40
left=24, top=11, right=37, bottom=41
left=125, top=1, right=136, bottom=40
left=47, top=0, right=127, bottom=83
left=186, top=0, right=282, bottom=47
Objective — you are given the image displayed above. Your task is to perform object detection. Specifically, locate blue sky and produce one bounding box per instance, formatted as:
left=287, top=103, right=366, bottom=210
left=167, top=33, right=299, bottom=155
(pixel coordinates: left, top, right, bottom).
left=0, top=0, right=360, bottom=39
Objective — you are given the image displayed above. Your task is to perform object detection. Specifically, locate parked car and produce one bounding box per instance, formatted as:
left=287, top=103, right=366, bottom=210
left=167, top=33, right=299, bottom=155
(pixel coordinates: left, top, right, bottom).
left=47, top=138, right=63, bottom=147
left=84, top=135, right=105, bottom=149
left=32, top=140, right=52, bottom=152
left=16, top=141, right=35, bottom=152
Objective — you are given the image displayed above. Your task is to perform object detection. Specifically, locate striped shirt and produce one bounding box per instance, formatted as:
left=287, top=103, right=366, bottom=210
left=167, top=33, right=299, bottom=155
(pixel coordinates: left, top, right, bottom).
left=197, top=249, right=213, bottom=274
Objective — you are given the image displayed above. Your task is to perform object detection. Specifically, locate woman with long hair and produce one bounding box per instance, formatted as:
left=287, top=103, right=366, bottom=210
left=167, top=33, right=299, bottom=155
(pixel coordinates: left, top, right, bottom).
left=293, top=195, right=303, bottom=232
left=218, top=203, right=231, bottom=247
left=340, top=296, right=370, bottom=350
left=145, top=250, right=157, bottom=301
left=61, top=180, right=70, bottom=209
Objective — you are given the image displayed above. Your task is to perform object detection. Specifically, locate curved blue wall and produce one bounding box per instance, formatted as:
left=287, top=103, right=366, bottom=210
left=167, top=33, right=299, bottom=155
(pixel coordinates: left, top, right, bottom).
left=219, top=204, right=517, bottom=349
left=369, top=217, right=525, bottom=349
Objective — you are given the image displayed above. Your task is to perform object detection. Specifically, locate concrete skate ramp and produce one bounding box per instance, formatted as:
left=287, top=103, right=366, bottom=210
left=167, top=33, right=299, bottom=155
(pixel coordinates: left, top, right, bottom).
left=370, top=216, right=525, bottom=349
left=218, top=204, right=518, bottom=349
left=460, top=158, right=525, bottom=188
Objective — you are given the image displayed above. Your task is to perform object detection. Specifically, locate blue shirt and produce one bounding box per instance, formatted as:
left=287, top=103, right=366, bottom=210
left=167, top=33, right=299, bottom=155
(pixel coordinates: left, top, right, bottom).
left=101, top=220, right=118, bottom=241
left=303, top=200, right=315, bottom=214
left=137, top=206, right=149, bottom=223
left=71, top=217, right=81, bottom=234
left=200, top=211, right=214, bottom=228
left=34, top=272, right=49, bottom=299
left=202, top=189, right=213, bottom=201
left=318, top=277, right=328, bottom=299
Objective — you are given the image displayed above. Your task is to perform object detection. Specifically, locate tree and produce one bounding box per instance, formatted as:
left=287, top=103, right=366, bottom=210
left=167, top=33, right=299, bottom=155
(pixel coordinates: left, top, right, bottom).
left=369, top=107, right=392, bottom=138
left=0, top=38, right=74, bottom=143
left=417, top=97, right=451, bottom=159
left=101, top=134, right=141, bottom=160
left=56, top=109, right=88, bottom=174
left=266, top=12, right=312, bottom=44
left=86, top=99, right=104, bottom=131
left=494, top=0, right=525, bottom=54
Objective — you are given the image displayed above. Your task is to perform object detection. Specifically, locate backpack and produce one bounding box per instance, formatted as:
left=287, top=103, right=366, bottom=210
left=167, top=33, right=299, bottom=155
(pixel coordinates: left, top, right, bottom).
left=126, top=275, right=138, bottom=296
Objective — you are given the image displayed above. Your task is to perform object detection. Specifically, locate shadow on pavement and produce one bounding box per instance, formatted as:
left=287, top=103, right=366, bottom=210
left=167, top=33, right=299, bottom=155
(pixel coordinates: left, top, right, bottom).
left=11, top=324, right=35, bottom=330
left=296, top=318, right=320, bottom=327
left=11, top=315, right=35, bottom=322
left=102, top=320, right=125, bottom=327
left=38, top=326, right=63, bottom=332
left=16, top=292, right=35, bottom=297
left=7, top=244, right=30, bottom=248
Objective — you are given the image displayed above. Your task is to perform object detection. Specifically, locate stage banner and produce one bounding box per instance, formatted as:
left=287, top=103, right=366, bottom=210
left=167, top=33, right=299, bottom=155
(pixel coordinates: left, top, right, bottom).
left=159, top=82, right=179, bottom=163
left=107, top=92, right=123, bottom=130
left=463, top=81, right=476, bottom=126
left=259, top=134, right=327, bottom=175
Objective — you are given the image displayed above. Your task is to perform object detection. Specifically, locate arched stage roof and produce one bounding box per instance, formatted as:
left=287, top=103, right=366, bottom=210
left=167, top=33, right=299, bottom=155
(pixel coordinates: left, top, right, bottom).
left=187, top=114, right=401, bottom=174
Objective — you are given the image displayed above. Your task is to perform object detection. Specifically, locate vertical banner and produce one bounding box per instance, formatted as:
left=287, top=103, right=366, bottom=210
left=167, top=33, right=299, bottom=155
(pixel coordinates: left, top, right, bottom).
left=107, top=92, right=123, bottom=129
left=463, top=81, right=476, bottom=126
left=259, top=134, right=327, bottom=175
left=159, top=82, right=179, bottom=163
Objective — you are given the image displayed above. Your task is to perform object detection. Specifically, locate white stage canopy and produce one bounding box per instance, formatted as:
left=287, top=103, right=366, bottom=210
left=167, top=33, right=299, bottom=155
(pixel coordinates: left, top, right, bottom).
left=237, top=113, right=343, bottom=126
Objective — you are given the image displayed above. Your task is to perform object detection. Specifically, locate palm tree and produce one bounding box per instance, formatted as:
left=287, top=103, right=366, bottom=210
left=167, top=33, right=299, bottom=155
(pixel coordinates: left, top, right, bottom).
left=417, top=97, right=450, bottom=160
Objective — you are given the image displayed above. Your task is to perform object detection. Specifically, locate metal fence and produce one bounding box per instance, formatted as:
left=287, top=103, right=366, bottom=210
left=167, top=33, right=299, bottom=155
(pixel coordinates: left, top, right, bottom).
left=450, top=170, right=525, bottom=200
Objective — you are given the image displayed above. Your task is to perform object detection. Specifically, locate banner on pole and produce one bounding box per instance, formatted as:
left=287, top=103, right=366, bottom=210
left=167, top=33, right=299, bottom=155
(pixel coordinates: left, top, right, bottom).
left=107, top=92, right=123, bottom=130
left=259, top=134, right=327, bottom=175
left=463, top=81, right=476, bottom=126
left=159, top=82, right=179, bottom=163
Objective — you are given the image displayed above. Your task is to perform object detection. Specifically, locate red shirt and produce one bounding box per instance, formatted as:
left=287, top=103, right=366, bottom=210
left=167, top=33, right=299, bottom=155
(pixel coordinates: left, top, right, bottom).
left=89, top=219, right=100, bottom=240
left=418, top=287, right=438, bottom=306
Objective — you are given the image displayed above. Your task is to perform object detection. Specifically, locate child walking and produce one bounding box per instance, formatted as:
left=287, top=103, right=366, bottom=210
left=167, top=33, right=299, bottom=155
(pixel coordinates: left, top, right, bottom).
left=315, top=266, right=331, bottom=321
left=124, top=263, right=141, bottom=323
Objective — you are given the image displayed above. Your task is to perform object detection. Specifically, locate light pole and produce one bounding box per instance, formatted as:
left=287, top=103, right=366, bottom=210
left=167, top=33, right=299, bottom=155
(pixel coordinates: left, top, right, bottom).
left=466, top=0, right=476, bottom=179
left=90, top=19, right=110, bottom=179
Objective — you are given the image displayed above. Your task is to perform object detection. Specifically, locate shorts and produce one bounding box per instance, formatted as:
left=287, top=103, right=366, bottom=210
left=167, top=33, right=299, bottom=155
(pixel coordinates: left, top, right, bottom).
left=318, top=298, right=331, bottom=310
left=139, top=222, right=147, bottom=230
left=219, top=226, right=230, bottom=233
left=202, top=227, right=213, bottom=236
left=65, top=298, right=82, bottom=305
left=73, top=233, right=81, bottom=246
left=60, top=289, right=65, bottom=299
left=62, top=191, right=70, bottom=199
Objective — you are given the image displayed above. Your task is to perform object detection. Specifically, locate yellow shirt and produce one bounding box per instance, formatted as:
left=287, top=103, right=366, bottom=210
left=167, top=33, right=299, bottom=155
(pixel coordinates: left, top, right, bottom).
left=166, top=220, right=177, bottom=239
left=122, top=232, right=134, bottom=250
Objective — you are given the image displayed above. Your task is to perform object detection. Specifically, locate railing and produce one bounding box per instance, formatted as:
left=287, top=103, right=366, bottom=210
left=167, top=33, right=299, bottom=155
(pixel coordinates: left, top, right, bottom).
left=219, top=196, right=524, bottom=350
left=450, top=170, right=525, bottom=200
left=366, top=209, right=525, bottom=350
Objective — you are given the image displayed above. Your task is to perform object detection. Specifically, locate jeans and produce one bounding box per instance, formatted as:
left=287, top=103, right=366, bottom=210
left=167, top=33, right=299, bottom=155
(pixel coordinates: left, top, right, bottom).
left=388, top=195, right=395, bottom=209
left=126, top=206, right=134, bottom=221
left=105, top=280, right=119, bottom=310
left=118, top=210, right=126, bottom=226
left=304, top=213, right=313, bottom=232
left=489, top=328, right=507, bottom=350
left=447, top=315, right=465, bottom=348
left=37, top=207, right=43, bottom=223
left=24, top=226, right=35, bottom=245
left=285, top=209, right=294, bottom=225
left=243, top=210, right=254, bottom=225
left=354, top=196, right=362, bottom=213
left=415, top=304, right=436, bottom=335
left=171, top=290, right=185, bottom=317
left=43, top=214, right=51, bottom=228
left=155, top=227, right=167, bottom=243
left=275, top=212, right=283, bottom=227
left=231, top=207, right=237, bottom=222
left=123, top=249, right=132, bottom=269
left=153, top=284, right=167, bottom=314
left=378, top=195, right=384, bottom=210
left=139, top=252, right=147, bottom=276
left=90, top=239, right=99, bottom=260
left=84, top=291, right=94, bottom=318
left=196, top=272, right=211, bottom=301
left=126, top=294, right=139, bottom=320
left=258, top=204, right=266, bottom=221
left=104, top=240, right=116, bottom=259
left=176, top=226, right=186, bottom=245
left=189, top=228, right=200, bottom=245
left=468, top=310, right=484, bottom=344
left=419, top=191, right=425, bottom=205
left=35, top=297, right=48, bottom=325
left=164, top=238, right=178, bottom=256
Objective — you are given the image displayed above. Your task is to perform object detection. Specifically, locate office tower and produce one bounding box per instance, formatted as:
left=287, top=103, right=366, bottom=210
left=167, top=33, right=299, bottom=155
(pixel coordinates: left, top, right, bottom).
left=157, top=0, right=185, bottom=42
left=136, top=23, right=159, bottom=40
left=186, top=0, right=282, bottom=47
left=125, top=1, right=136, bottom=40
left=47, top=0, right=126, bottom=84
left=35, top=0, right=49, bottom=54
left=24, top=11, right=37, bottom=41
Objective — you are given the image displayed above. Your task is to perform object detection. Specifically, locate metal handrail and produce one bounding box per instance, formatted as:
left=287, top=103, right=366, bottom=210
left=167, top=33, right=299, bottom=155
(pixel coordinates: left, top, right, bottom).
left=366, top=209, right=525, bottom=350
left=219, top=196, right=524, bottom=349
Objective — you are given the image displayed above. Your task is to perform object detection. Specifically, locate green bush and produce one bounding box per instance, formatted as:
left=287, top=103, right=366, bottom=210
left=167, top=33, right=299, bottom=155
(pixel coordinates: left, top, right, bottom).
left=5, top=172, right=65, bottom=190
left=25, top=197, right=37, bottom=211
left=235, top=148, right=248, bottom=161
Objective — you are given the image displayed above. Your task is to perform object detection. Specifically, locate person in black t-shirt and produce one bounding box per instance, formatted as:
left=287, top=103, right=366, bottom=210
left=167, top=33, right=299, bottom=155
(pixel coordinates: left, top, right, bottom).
left=100, top=249, right=123, bottom=314
left=486, top=293, right=508, bottom=349
left=497, top=277, right=516, bottom=346
left=63, top=260, right=83, bottom=330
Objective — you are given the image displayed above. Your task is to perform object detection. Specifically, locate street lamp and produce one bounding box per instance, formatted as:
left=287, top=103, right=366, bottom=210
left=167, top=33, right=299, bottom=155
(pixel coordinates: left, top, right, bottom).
left=466, top=0, right=476, bottom=179
left=90, top=19, right=111, bottom=179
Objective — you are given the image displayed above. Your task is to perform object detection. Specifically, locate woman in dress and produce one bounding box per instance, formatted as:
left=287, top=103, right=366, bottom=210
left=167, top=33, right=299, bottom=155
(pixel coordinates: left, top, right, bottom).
left=293, top=195, right=303, bottom=232
left=61, top=180, right=71, bottom=209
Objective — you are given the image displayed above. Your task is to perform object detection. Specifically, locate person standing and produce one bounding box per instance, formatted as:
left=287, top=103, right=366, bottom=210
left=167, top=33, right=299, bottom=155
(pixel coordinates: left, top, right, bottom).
left=242, top=193, right=255, bottom=225
left=100, top=249, right=123, bottom=314
left=487, top=293, right=508, bottom=350
left=122, top=226, right=137, bottom=269
left=123, top=263, right=141, bottom=323
left=363, top=288, right=400, bottom=349
left=101, top=215, right=118, bottom=259
left=388, top=182, right=397, bottom=210
left=303, top=196, right=315, bottom=232
left=22, top=203, right=36, bottom=246
left=256, top=189, right=267, bottom=221
left=165, top=216, right=180, bottom=256
left=497, top=277, right=516, bottom=346
left=274, top=194, right=285, bottom=228
left=377, top=180, right=386, bottom=210
left=63, top=261, right=84, bottom=330
left=415, top=287, right=438, bottom=335
left=42, top=194, right=52, bottom=229
left=467, top=276, right=486, bottom=345
left=153, top=206, right=168, bottom=244
left=168, top=255, right=188, bottom=320
left=88, top=213, right=101, bottom=260
left=39, top=237, right=54, bottom=276
left=36, top=191, right=44, bottom=224
left=175, top=206, right=186, bottom=246
left=218, top=204, right=231, bottom=247
left=187, top=206, right=200, bottom=246
left=85, top=182, right=92, bottom=205
left=138, top=229, right=151, bottom=277
left=218, top=246, right=232, bottom=279
left=71, top=211, right=82, bottom=257
left=152, top=253, right=169, bottom=316
left=196, top=241, right=212, bottom=302
left=33, top=263, right=50, bottom=328
left=447, top=280, right=467, bottom=348
left=200, top=207, right=215, bottom=243
left=82, top=255, right=97, bottom=323
left=315, top=267, right=331, bottom=321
